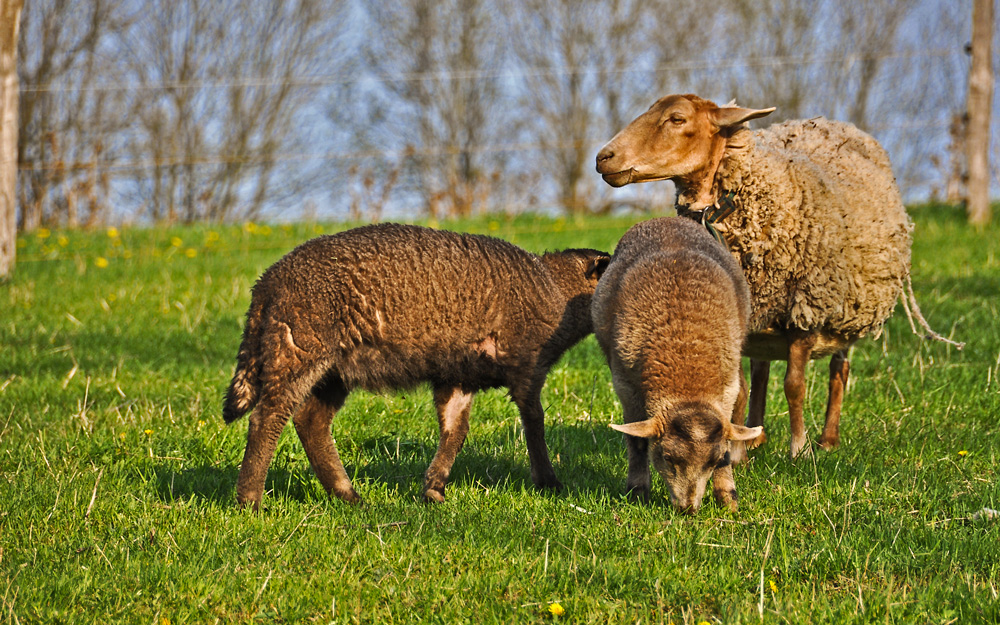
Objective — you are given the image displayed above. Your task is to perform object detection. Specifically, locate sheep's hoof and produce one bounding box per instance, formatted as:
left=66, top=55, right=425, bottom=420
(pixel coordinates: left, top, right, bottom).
left=817, top=435, right=840, bottom=451
left=789, top=437, right=813, bottom=459
left=422, top=488, right=446, bottom=504
left=746, top=431, right=767, bottom=450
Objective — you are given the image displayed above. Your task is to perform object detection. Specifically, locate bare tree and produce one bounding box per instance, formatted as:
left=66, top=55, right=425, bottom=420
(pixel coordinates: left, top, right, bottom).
left=120, top=0, right=343, bottom=223
left=16, top=0, right=133, bottom=231
left=0, top=0, right=22, bottom=278
left=362, top=0, right=511, bottom=218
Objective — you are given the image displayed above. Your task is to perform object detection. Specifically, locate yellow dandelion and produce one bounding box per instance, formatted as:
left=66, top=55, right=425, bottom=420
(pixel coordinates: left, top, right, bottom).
left=259, top=225, right=272, bottom=236
left=95, top=257, right=109, bottom=268
left=958, top=450, right=969, bottom=457
left=698, top=621, right=711, bottom=625
left=769, top=578, right=778, bottom=593
left=119, top=432, right=126, bottom=440
left=144, top=429, right=153, bottom=436
left=170, top=236, right=183, bottom=247
left=206, top=231, right=220, bottom=243
left=313, top=224, right=324, bottom=234
left=244, top=222, right=258, bottom=234
left=548, top=602, right=565, bottom=617
left=123, top=250, right=133, bottom=259
left=107, top=227, right=119, bottom=238
left=160, top=618, right=172, bottom=625
left=58, top=235, right=69, bottom=247
left=488, top=220, right=500, bottom=231
left=185, top=248, right=197, bottom=258
left=36, top=227, right=51, bottom=239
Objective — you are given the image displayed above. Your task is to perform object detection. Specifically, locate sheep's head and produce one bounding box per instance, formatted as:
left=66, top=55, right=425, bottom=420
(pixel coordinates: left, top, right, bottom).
left=596, top=94, right=774, bottom=191
left=611, top=402, right=761, bottom=514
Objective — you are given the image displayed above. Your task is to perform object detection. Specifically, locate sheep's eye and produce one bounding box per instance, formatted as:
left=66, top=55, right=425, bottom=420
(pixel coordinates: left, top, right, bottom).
left=669, top=115, right=686, bottom=125
left=716, top=451, right=731, bottom=469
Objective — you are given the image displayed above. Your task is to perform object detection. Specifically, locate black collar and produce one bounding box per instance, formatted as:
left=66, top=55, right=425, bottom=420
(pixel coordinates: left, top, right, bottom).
left=675, top=191, right=737, bottom=248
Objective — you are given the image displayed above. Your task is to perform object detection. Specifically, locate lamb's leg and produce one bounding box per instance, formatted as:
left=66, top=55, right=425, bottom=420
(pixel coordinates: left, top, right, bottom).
left=423, top=386, right=475, bottom=503
left=711, top=464, right=739, bottom=512
left=511, top=383, right=563, bottom=491
left=818, top=350, right=850, bottom=451
left=728, top=368, right=751, bottom=465
left=292, top=377, right=360, bottom=504
left=618, top=390, right=651, bottom=501
left=785, top=332, right=817, bottom=459
left=746, top=359, right=770, bottom=449
left=235, top=392, right=300, bottom=511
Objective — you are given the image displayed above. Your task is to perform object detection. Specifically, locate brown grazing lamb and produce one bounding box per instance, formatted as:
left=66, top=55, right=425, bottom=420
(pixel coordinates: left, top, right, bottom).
left=596, top=93, right=958, bottom=459
left=591, top=217, right=762, bottom=514
left=223, top=222, right=610, bottom=510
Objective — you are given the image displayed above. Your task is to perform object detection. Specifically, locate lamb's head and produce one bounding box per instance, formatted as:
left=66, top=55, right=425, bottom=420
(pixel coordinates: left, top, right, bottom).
left=596, top=94, right=774, bottom=191
left=611, top=402, right=762, bottom=514
left=540, top=248, right=611, bottom=300
left=538, top=248, right=611, bottom=342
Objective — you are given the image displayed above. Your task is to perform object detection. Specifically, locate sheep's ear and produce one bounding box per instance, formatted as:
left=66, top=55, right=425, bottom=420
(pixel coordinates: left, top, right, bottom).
left=610, top=419, right=661, bottom=439
left=585, top=255, right=611, bottom=280
left=712, top=105, right=775, bottom=129
left=725, top=423, right=763, bottom=442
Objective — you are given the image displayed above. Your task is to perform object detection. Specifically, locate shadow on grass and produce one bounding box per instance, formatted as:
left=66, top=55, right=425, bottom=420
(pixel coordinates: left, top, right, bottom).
left=151, top=424, right=626, bottom=508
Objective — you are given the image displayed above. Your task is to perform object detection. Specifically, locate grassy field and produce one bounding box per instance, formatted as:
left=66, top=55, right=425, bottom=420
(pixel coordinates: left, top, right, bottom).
left=2, top=208, right=998, bottom=624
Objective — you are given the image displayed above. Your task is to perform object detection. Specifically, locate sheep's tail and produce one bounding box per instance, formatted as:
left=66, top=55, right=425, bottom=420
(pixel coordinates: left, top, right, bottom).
left=223, top=295, right=268, bottom=423
left=899, top=273, right=965, bottom=349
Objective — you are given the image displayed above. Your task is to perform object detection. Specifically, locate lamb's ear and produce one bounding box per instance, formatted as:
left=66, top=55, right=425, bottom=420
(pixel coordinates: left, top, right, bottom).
left=712, top=105, right=775, bottom=129
left=585, top=255, right=611, bottom=280
left=725, top=423, right=763, bottom=442
left=610, top=419, right=661, bottom=439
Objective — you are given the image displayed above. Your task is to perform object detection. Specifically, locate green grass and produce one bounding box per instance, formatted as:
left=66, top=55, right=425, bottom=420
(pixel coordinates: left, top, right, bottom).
left=2, top=208, right=998, bottom=624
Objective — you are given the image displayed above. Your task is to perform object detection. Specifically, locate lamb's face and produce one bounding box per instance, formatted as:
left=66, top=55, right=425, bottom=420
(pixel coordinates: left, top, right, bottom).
left=648, top=411, right=731, bottom=515
left=595, top=93, right=775, bottom=189
left=610, top=404, right=763, bottom=515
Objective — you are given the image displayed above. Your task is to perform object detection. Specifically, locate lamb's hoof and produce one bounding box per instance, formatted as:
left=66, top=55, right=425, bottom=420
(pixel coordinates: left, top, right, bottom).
left=236, top=498, right=262, bottom=513
left=334, top=488, right=363, bottom=505
left=713, top=488, right=739, bottom=512
left=534, top=476, right=564, bottom=492
left=422, top=488, right=446, bottom=503
left=626, top=486, right=650, bottom=503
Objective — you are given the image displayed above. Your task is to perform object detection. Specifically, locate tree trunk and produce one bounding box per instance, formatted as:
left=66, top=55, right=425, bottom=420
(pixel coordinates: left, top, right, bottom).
left=967, top=0, right=994, bottom=226
left=0, top=0, right=23, bottom=278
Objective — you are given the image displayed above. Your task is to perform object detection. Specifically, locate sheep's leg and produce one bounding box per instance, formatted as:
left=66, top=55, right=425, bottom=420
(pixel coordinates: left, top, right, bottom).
left=293, top=378, right=360, bottom=504
left=818, top=350, right=850, bottom=451
left=423, top=386, right=475, bottom=503
left=711, top=464, right=739, bottom=512
left=785, top=332, right=817, bottom=459
left=728, top=367, right=751, bottom=465
left=235, top=393, right=301, bottom=511
left=511, top=383, right=563, bottom=491
left=745, top=358, right=771, bottom=450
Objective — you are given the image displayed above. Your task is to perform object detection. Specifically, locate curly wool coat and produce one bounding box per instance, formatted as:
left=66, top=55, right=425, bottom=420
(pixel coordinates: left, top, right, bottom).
left=707, top=117, right=912, bottom=339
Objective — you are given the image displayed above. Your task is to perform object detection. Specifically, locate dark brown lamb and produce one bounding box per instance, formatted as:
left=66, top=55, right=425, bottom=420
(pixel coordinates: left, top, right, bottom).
left=223, top=222, right=610, bottom=510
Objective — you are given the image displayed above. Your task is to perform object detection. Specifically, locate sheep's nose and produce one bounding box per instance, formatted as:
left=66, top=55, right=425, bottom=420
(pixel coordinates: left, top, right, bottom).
left=596, top=146, right=614, bottom=164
